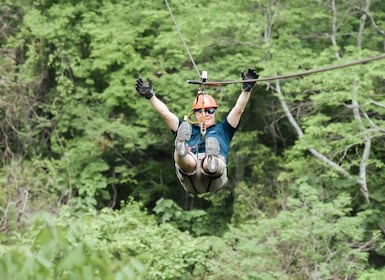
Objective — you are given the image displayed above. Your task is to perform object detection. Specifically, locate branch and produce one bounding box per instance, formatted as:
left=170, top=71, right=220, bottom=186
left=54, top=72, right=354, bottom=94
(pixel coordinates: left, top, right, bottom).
left=360, top=109, right=385, bottom=133
left=352, top=82, right=370, bottom=204
left=352, top=0, right=385, bottom=50
left=53, top=128, right=73, bottom=203
left=359, top=139, right=371, bottom=204
left=358, top=4, right=385, bottom=37
left=369, top=100, right=385, bottom=109
left=17, top=187, right=29, bottom=222
left=330, top=0, right=341, bottom=59
left=356, top=0, right=371, bottom=49
left=274, top=80, right=351, bottom=178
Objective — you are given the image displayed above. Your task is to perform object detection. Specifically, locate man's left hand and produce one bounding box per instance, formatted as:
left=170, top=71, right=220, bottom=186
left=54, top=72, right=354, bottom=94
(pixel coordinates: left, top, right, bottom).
left=241, top=69, right=259, bottom=91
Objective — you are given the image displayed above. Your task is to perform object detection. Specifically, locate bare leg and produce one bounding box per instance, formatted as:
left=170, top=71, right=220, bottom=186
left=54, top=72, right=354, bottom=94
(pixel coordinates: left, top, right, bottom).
left=174, top=151, right=196, bottom=173
left=202, top=156, right=226, bottom=175
left=204, top=137, right=221, bottom=174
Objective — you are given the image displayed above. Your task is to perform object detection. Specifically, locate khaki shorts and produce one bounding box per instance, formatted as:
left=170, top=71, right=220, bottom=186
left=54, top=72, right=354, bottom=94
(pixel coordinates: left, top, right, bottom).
left=175, top=153, right=228, bottom=194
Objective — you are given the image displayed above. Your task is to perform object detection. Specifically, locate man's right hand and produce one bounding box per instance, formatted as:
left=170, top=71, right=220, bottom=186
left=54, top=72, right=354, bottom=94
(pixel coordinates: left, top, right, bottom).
left=135, top=77, right=155, bottom=99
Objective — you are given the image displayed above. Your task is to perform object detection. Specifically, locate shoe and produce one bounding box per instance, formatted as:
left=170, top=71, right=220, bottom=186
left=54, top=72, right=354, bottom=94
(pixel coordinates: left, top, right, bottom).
left=205, top=137, right=220, bottom=173
left=175, top=121, right=192, bottom=157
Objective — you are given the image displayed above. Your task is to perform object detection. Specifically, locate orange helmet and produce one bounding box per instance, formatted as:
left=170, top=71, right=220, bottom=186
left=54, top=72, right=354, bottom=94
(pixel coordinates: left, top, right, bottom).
left=192, top=94, right=218, bottom=110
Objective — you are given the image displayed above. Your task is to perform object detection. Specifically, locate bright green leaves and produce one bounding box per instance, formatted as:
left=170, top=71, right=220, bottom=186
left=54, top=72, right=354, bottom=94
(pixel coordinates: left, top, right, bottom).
left=210, top=185, right=377, bottom=279
left=53, top=201, right=209, bottom=279
left=0, top=210, right=144, bottom=280
left=2, top=1, right=385, bottom=277
left=154, top=198, right=208, bottom=235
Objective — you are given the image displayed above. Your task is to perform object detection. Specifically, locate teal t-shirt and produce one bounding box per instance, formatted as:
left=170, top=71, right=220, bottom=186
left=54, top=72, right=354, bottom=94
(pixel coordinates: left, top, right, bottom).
left=178, top=118, right=236, bottom=163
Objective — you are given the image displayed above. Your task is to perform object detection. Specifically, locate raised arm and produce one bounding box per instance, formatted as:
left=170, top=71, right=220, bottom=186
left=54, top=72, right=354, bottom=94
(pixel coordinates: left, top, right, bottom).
left=136, top=77, right=179, bottom=132
left=227, top=69, right=258, bottom=128
left=149, top=95, right=179, bottom=132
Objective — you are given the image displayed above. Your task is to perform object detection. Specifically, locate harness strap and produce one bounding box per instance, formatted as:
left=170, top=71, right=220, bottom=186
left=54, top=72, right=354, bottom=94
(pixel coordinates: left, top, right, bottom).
left=206, top=177, right=213, bottom=192
left=187, top=175, right=199, bottom=194
left=178, top=167, right=222, bottom=194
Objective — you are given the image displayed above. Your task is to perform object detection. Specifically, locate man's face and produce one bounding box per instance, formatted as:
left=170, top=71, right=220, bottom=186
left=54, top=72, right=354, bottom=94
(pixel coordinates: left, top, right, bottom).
left=194, top=108, right=216, bottom=128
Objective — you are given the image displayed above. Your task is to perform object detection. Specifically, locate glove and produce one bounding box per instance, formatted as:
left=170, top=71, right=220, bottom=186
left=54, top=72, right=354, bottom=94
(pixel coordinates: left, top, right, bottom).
left=241, top=68, right=259, bottom=91
left=135, top=77, right=155, bottom=99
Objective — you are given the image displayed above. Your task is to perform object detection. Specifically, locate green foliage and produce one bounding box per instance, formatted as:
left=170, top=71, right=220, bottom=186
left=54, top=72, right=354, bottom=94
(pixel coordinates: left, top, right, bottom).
left=1, top=0, right=385, bottom=276
left=62, top=201, right=210, bottom=279
left=0, top=200, right=215, bottom=279
left=2, top=193, right=380, bottom=279
left=0, top=158, right=65, bottom=234
left=154, top=198, right=208, bottom=236
left=0, top=211, right=144, bottom=280
left=206, top=185, right=377, bottom=279
left=229, top=132, right=283, bottom=223
left=359, top=269, right=385, bottom=280
left=154, top=190, right=234, bottom=237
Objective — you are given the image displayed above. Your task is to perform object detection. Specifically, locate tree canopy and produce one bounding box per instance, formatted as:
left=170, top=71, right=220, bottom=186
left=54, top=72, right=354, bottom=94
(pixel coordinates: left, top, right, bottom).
left=1, top=0, right=385, bottom=278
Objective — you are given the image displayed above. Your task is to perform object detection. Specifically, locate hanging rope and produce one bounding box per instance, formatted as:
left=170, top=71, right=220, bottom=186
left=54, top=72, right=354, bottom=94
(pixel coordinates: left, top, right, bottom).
left=164, top=0, right=208, bottom=137
left=165, top=0, right=200, bottom=78
left=199, top=88, right=206, bottom=138
left=187, top=52, right=385, bottom=86
left=184, top=88, right=208, bottom=139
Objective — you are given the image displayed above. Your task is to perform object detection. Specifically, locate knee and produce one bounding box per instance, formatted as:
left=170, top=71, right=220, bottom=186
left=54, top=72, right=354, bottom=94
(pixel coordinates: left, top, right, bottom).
left=202, top=156, right=226, bottom=175
left=174, top=151, right=196, bottom=173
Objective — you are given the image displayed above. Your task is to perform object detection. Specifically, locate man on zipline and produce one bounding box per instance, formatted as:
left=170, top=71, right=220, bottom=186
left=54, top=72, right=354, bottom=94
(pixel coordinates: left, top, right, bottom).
left=135, top=69, right=258, bottom=194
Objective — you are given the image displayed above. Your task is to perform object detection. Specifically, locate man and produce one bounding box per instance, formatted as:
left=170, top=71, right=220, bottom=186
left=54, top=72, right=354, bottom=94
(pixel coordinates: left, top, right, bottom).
left=135, top=69, right=258, bottom=194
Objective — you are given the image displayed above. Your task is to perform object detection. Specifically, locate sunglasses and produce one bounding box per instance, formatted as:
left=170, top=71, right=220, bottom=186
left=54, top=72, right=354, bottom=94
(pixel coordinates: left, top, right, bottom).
left=194, top=108, right=216, bottom=114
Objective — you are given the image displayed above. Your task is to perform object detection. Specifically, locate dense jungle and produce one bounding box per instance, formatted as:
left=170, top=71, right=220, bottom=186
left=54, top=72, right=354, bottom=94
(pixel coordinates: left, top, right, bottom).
left=1, top=0, right=385, bottom=279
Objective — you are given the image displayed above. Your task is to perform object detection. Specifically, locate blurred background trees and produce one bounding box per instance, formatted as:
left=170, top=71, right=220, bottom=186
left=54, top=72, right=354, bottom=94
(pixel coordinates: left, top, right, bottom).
left=1, top=0, right=385, bottom=278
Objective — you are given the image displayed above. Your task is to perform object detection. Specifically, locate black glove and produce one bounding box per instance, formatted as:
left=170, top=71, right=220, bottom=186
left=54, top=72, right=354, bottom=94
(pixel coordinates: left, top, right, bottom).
left=241, top=68, right=259, bottom=91
left=135, top=77, right=155, bottom=99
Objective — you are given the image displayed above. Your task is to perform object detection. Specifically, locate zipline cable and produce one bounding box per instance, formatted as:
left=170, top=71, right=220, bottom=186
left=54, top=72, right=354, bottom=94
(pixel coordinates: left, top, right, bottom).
left=187, top=52, right=385, bottom=86
left=164, top=1, right=385, bottom=86
left=165, top=0, right=201, bottom=78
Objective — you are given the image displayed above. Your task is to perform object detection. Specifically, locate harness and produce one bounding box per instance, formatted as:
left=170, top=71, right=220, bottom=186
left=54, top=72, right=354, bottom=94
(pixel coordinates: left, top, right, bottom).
left=176, top=153, right=227, bottom=194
